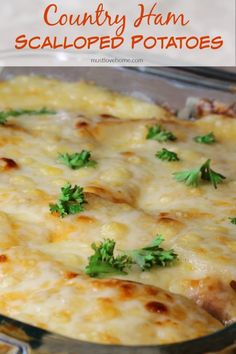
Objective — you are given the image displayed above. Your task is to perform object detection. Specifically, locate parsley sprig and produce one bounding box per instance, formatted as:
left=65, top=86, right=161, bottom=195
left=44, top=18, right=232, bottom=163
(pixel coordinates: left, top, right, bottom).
left=58, top=150, right=97, bottom=170
left=194, top=132, right=216, bottom=144
left=85, top=239, right=132, bottom=278
left=146, top=124, right=177, bottom=142
left=229, top=217, right=236, bottom=225
left=85, top=235, right=177, bottom=278
left=156, top=148, right=179, bottom=162
left=0, top=108, right=56, bottom=125
left=49, top=183, right=87, bottom=218
left=123, top=235, right=177, bottom=271
left=173, top=159, right=226, bottom=189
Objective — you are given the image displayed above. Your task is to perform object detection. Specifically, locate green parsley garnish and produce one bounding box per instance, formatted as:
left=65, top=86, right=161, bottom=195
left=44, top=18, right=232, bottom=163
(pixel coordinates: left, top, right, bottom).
left=173, top=167, right=201, bottom=187
left=85, top=239, right=132, bottom=278
left=146, top=124, right=177, bottom=142
left=85, top=235, right=177, bottom=278
left=229, top=217, right=236, bottom=225
left=58, top=150, right=97, bottom=170
left=173, top=159, right=226, bottom=189
left=123, top=235, right=177, bottom=271
left=0, top=108, right=56, bottom=125
left=49, top=183, right=86, bottom=218
left=194, top=132, right=216, bottom=144
left=200, top=159, right=226, bottom=188
left=156, top=148, right=179, bottom=162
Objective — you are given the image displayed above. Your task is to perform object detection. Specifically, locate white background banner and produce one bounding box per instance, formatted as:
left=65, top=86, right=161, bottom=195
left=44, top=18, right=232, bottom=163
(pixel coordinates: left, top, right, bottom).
left=0, top=0, right=235, bottom=66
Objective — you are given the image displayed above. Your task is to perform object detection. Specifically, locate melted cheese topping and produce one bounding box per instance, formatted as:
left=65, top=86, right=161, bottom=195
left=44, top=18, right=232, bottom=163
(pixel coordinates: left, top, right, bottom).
left=0, top=76, right=234, bottom=345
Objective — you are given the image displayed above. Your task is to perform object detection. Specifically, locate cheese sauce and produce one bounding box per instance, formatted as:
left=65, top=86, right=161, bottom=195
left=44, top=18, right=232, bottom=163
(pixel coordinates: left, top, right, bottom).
left=0, top=76, right=234, bottom=344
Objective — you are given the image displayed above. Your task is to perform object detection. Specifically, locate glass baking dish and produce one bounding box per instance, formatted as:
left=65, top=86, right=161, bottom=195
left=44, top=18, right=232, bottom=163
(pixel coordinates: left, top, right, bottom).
left=0, top=66, right=235, bottom=354
left=129, top=67, right=236, bottom=95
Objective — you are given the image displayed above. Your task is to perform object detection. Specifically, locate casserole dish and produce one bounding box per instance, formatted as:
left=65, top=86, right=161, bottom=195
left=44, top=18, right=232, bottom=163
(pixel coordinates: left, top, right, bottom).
left=0, top=66, right=235, bottom=354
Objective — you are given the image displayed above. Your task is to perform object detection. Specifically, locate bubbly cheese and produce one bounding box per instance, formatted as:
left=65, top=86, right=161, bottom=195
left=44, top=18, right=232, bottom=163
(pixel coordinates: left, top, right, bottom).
left=0, top=247, right=221, bottom=345
left=0, top=76, right=234, bottom=345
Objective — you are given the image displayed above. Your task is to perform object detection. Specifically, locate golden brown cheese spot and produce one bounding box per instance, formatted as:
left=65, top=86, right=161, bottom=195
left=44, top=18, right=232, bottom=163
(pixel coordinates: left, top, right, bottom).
left=213, top=200, right=233, bottom=208
left=158, top=216, right=184, bottom=228
left=85, top=186, right=133, bottom=205
left=159, top=212, right=170, bottom=218
left=98, top=333, right=121, bottom=344
left=172, top=307, right=187, bottom=321
left=0, top=254, right=8, bottom=262
left=175, top=209, right=212, bottom=219
left=85, top=186, right=108, bottom=198
left=100, top=114, right=119, bottom=119
left=83, top=299, right=120, bottom=322
left=75, top=120, right=95, bottom=139
left=49, top=222, right=78, bottom=242
left=65, top=272, right=79, bottom=280
left=91, top=279, right=137, bottom=292
left=91, top=279, right=116, bottom=290
left=230, top=280, right=236, bottom=293
left=188, top=279, right=201, bottom=288
left=76, top=215, right=96, bottom=224
left=145, top=286, right=159, bottom=297
left=164, top=293, right=174, bottom=301
left=0, top=136, right=22, bottom=147
left=0, top=157, right=18, bottom=171
left=4, top=123, right=30, bottom=134
left=145, top=301, right=168, bottom=314
left=118, top=283, right=137, bottom=300
left=75, top=121, right=89, bottom=129
left=120, top=151, right=136, bottom=157
left=96, top=297, right=121, bottom=318
left=160, top=210, right=210, bottom=222
left=54, top=310, right=72, bottom=323
left=216, top=235, right=232, bottom=246
left=156, top=216, right=185, bottom=241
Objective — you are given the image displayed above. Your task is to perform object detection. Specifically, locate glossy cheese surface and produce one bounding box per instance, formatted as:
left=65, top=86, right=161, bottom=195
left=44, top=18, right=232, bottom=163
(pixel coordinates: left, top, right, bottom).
left=0, top=76, right=235, bottom=344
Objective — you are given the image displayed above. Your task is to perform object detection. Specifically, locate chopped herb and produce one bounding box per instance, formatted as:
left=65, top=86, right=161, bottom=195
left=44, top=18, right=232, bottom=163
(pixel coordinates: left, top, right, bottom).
left=49, top=183, right=86, bottom=218
left=229, top=217, right=236, bottom=225
left=194, top=132, right=216, bottom=144
left=173, top=167, right=201, bottom=187
left=58, top=150, right=97, bottom=170
left=173, top=159, right=226, bottom=189
left=146, top=124, right=177, bottom=142
left=200, top=159, right=226, bottom=189
left=85, top=239, right=132, bottom=278
left=156, top=148, right=179, bottom=162
left=123, top=235, right=177, bottom=271
left=0, top=108, right=56, bottom=125
left=85, top=235, right=177, bottom=278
